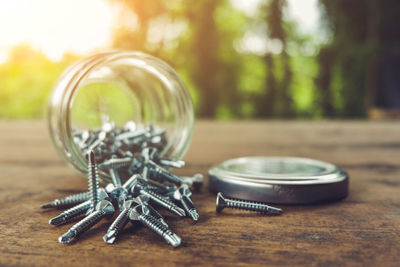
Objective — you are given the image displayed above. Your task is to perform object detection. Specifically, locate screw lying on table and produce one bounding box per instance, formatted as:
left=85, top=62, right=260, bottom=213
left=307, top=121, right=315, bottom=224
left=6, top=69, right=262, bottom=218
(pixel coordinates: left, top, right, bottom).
left=129, top=204, right=181, bottom=248
left=130, top=175, right=186, bottom=217
left=169, top=184, right=199, bottom=222
left=132, top=194, right=168, bottom=226
left=49, top=189, right=108, bottom=225
left=142, top=200, right=168, bottom=227
left=41, top=191, right=90, bottom=209
left=49, top=200, right=92, bottom=226
left=59, top=198, right=115, bottom=244
left=103, top=199, right=136, bottom=244
left=216, top=192, right=283, bottom=214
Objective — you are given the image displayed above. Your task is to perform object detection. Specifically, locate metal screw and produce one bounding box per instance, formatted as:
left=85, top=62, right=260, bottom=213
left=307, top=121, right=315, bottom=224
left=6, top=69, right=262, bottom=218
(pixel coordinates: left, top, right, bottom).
left=49, top=200, right=92, bottom=226
left=169, top=185, right=199, bottom=222
left=158, top=159, right=185, bottom=169
left=99, top=156, right=133, bottom=169
left=103, top=199, right=136, bottom=244
left=49, top=189, right=108, bottom=225
left=147, top=160, right=183, bottom=185
left=59, top=198, right=115, bottom=244
left=133, top=195, right=168, bottom=227
left=130, top=175, right=185, bottom=217
left=129, top=205, right=181, bottom=248
left=41, top=191, right=90, bottom=209
left=216, top=192, right=283, bottom=214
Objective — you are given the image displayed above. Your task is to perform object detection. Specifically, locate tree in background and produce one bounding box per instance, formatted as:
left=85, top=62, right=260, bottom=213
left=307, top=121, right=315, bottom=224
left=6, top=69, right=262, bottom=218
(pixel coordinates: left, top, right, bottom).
left=255, top=0, right=294, bottom=118
left=0, top=44, right=78, bottom=118
left=186, top=0, right=221, bottom=118
left=111, top=0, right=243, bottom=118
left=316, top=0, right=400, bottom=118
left=112, top=0, right=299, bottom=119
left=2, top=0, right=398, bottom=119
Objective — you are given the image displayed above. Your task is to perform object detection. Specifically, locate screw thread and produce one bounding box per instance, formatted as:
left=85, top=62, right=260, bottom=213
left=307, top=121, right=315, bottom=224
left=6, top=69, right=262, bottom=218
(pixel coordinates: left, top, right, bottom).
left=100, top=158, right=132, bottom=169
left=149, top=163, right=182, bottom=185
left=57, top=192, right=91, bottom=207
left=88, top=152, right=99, bottom=209
left=142, top=190, right=173, bottom=209
left=142, top=190, right=185, bottom=216
left=226, top=199, right=282, bottom=214
left=147, top=204, right=165, bottom=222
left=139, top=213, right=169, bottom=236
left=181, top=196, right=199, bottom=221
left=43, top=192, right=90, bottom=209
left=60, top=200, right=91, bottom=220
left=71, top=209, right=106, bottom=234
left=108, top=208, right=130, bottom=233
left=139, top=213, right=178, bottom=242
left=138, top=213, right=181, bottom=247
left=181, top=196, right=195, bottom=211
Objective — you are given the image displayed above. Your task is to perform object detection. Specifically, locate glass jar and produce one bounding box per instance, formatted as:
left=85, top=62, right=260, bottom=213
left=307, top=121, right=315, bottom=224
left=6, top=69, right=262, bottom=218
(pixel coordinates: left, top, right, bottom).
left=48, top=51, right=194, bottom=183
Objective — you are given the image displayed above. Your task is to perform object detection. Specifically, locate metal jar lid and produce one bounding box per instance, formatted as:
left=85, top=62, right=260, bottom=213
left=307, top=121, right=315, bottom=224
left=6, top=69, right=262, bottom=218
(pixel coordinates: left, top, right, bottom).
left=208, top=157, right=349, bottom=204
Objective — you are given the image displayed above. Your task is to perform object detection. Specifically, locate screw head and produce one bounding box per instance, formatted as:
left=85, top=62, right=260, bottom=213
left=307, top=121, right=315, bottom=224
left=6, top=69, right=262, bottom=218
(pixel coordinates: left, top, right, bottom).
left=216, top=192, right=227, bottom=212
left=128, top=205, right=142, bottom=221
left=123, top=199, right=136, bottom=210
left=129, top=175, right=147, bottom=197
left=96, top=199, right=115, bottom=215
left=98, top=188, right=108, bottom=200
left=172, top=188, right=182, bottom=201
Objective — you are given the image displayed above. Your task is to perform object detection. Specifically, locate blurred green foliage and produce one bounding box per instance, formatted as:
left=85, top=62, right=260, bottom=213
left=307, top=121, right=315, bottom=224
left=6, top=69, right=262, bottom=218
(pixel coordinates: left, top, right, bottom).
left=71, top=82, right=137, bottom=128
left=0, top=44, right=81, bottom=118
left=0, top=0, right=398, bottom=119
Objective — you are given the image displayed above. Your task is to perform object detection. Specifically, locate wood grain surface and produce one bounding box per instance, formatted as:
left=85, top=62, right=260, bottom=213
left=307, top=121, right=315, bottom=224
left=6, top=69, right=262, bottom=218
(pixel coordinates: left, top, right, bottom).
left=0, top=120, right=399, bottom=267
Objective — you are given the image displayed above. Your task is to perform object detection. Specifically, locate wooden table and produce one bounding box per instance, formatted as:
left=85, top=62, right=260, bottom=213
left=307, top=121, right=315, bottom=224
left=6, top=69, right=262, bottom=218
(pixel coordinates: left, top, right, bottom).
left=0, top=121, right=399, bottom=266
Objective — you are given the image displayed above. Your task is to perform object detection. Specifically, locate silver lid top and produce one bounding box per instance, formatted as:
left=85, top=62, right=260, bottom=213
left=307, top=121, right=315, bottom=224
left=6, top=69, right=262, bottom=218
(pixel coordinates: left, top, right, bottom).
left=209, top=157, right=348, bottom=204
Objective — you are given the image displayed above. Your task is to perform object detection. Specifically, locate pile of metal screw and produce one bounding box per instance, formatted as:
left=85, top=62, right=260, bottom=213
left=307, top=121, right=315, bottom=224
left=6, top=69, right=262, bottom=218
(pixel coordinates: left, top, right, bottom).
left=42, top=121, right=203, bottom=248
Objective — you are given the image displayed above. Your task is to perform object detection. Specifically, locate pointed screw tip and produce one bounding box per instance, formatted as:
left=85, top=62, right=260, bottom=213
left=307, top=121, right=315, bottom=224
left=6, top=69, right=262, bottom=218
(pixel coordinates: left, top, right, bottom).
left=165, top=233, right=181, bottom=248
left=103, top=229, right=117, bottom=244
left=103, top=234, right=116, bottom=244
left=58, top=232, right=74, bottom=244
left=41, top=203, right=53, bottom=209
left=49, top=216, right=64, bottom=225
left=270, top=207, right=283, bottom=215
left=188, top=209, right=199, bottom=221
left=175, top=207, right=186, bottom=217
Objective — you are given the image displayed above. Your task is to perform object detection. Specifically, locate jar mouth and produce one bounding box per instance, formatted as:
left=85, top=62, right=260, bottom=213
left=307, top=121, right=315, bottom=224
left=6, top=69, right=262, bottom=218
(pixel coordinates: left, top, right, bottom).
left=49, top=51, right=194, bottom=183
